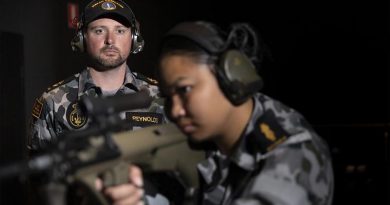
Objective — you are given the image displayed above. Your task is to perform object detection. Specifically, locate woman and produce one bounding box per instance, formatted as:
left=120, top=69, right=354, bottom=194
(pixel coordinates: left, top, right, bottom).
left=156, top=21, right=334, bottom=205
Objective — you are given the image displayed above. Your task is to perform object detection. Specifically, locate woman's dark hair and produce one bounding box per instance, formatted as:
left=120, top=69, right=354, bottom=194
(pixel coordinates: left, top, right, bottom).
left=159, top=36, right=217, bottom=66
left=157, top=36, right=219, bottom=84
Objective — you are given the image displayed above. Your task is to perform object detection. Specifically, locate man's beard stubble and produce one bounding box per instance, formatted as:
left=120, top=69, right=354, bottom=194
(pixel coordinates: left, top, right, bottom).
left=87, top=46, right=128, bottom=72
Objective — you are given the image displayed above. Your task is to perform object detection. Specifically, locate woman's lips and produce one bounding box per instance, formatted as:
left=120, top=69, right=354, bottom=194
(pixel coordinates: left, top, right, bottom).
left=178, top=122, right=196, bottom=133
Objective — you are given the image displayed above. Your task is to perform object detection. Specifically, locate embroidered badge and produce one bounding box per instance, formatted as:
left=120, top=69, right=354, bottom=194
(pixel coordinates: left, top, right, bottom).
left=260, top=123, right=276, bottom=141
left=146, top=77, right=159, bottom=85
left=67, top=102, right=88, bottom=129
left=32, top=98, right=43, bottom=119
left=135, top=73, right=159, bottom=85
left=126, top=112, right=163, bottom=129
left=46, top=80, right=65, bottom=92
left=101, top=1, right=116, bottom=10
left=252, top=110, right=288, bottom=154
left=91, top=0, right=124, bottom=10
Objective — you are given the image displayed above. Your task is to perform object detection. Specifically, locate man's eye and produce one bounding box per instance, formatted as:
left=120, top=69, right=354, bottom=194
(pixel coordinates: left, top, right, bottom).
left=117, top=29, right=128, bottom=34
left=94, top=29, right=104, bottom=34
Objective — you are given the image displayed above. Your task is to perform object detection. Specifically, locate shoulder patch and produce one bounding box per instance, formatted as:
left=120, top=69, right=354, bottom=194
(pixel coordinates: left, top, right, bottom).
left=251, top=110, right=289, bottom=154
left=135, top=73, right=159, bottom=85
left=31, top=98, right=43, bottom=119
left=46, top=75, right=77, bottom=92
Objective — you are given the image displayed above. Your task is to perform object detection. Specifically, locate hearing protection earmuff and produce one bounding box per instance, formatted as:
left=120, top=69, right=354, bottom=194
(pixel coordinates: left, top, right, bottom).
left=70, top=0, right=144, bottom=54
left=165, top=22, right=264, bottom=105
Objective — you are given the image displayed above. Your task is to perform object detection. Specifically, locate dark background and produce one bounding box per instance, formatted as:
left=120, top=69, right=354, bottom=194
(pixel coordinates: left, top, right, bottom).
left=0, top=0, right=388, bottom=204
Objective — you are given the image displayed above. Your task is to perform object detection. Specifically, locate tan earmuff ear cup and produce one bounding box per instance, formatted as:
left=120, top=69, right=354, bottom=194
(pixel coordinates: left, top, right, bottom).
left=220, top=49, right=260, bottom=84
left=216, top=49, right=263, bottom=105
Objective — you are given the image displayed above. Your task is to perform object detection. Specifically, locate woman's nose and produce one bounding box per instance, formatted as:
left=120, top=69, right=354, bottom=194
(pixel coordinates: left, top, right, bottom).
left=169, top=95, right=186, bottom=120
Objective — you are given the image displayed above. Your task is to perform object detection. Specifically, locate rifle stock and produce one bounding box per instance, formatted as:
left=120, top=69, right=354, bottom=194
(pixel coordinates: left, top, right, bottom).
left=51, top=123, right=204, bottom=205
left=0, top=91, right=205, bottom=204
left=68, top=124, right=200, bottom=205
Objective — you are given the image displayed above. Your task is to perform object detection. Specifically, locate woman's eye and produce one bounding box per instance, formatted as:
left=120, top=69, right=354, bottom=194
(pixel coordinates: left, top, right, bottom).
left=176, top=86, right=192, bottom=95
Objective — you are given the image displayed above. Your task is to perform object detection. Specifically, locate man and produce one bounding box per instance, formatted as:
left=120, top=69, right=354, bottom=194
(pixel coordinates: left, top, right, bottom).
left=28, top=0, right=165, bottom=151
left=27, top=0, right=167, bottom=204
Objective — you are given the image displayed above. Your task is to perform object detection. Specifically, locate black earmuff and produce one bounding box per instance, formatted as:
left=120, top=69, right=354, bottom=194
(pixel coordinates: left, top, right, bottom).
left=70, top=21, right=85, bottom=53
left=130, top=21, right=144, bottom=54
left=70, top=1, right=144, bottom=54
left=165, top=22, right=264, bottom=105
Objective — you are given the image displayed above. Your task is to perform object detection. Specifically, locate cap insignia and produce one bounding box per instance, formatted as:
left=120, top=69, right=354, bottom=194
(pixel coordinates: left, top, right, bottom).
left=101, top=1, right=116, bottom=10
left=91, top=0, right=124, bottom=9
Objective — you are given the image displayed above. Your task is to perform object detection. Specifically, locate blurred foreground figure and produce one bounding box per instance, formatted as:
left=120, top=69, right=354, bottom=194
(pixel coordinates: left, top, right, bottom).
left=156, top=21, right=334, bottom=205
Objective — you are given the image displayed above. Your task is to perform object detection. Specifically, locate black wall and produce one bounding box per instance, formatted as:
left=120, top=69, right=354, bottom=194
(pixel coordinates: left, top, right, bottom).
left=0, top=31, right=25, bottom=205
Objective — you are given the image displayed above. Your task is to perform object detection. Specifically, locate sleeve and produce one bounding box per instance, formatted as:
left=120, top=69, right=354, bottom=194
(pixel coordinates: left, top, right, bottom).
left=145, top=194, right=170, bottom=205
left=231, top=136, right=334, bottom=205
left=27, top=96, right=57, bottom=153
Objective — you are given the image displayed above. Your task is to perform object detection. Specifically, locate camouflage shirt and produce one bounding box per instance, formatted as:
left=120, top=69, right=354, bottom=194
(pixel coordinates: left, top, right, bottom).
left=197, top=93, right=334, bottom=205
left=28, top=66, right=167, bottom=151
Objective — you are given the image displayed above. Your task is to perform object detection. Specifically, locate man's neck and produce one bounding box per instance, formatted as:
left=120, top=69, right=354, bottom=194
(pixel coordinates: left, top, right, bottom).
left=88, top=64, right=127, bottom=91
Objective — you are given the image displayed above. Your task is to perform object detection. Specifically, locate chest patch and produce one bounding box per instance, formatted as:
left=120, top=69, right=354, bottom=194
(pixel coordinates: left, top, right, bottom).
left=66, top=101, right=88, bottom=129
left=126, top=112, right=163, bottom=128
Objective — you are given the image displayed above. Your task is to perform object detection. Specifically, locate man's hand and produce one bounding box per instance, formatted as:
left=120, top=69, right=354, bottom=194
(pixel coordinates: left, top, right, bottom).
left=96, top=165, right=145, bottom=205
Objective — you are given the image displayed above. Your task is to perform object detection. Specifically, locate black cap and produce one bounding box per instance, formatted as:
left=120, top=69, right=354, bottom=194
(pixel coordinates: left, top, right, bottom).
left=81, top=0, right=135, bottom=27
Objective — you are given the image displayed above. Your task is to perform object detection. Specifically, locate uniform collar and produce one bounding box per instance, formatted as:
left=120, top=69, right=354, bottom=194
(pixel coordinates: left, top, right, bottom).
left=78, top=66, right=139, bottom=98
left=123, top=66, right=141, bottom=91
left=78, top=68, right=99, bottom=98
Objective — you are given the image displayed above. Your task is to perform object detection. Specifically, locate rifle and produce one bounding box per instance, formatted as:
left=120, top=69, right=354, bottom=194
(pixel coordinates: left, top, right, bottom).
left=0, top=90, right=204, bottom=205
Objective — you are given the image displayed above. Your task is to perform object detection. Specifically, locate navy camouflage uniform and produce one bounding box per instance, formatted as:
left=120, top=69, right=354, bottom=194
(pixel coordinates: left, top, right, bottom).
left=28, top=66, right=167, bottom=151
left=28, top=67, right=170, bottom=205
left=197, top=93, right=334, bottom=205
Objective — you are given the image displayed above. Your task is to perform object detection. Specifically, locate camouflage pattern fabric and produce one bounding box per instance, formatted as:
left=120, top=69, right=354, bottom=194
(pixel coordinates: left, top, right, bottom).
left=197, top=93, right=334, bottom=205
left=28, top=66, right=167, bottom=151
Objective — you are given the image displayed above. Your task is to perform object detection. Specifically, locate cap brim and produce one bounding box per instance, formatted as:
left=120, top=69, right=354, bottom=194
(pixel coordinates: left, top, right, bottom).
left=86, top=10, right=132, bottom=26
